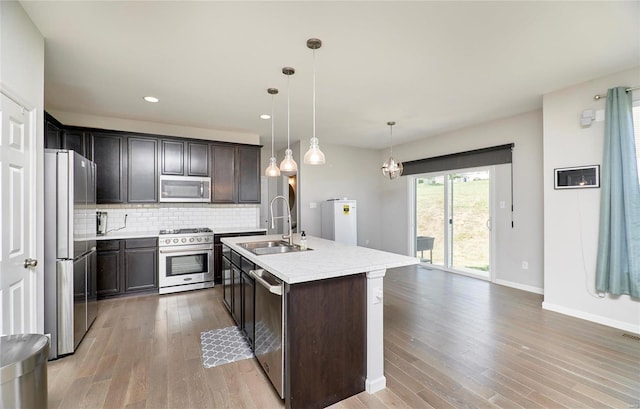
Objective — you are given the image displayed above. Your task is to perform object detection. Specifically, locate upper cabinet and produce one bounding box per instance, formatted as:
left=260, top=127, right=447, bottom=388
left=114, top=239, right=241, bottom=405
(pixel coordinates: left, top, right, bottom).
left=161, top=140, right=209, bottom=177
left=210, top=144, right=260, bottom=204
left=93, top=132, right=127, bottom=204
left=236, top=146, right=260, bottom=203
left=128, top=137, right=158, bottom=203
left=44, top=113, right=260, bottom=205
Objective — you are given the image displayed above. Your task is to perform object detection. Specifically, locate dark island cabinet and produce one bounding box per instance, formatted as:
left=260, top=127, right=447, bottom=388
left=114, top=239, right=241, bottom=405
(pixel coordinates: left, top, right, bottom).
left=93, top=132, right=127, bottom=204
left=128, top=137, right=158, bottom=203
left=214, top=231, right=265, bottom=284
left=222, top=243, right=257, bottom=349
left=97, top=238, right=158, bottom=299
left=161, top=140, right=209, bottom=177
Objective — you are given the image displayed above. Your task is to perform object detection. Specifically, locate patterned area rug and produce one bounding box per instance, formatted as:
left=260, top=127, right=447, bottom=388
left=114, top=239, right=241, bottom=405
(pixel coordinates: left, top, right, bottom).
left=200, top=326, right=254, bottom=368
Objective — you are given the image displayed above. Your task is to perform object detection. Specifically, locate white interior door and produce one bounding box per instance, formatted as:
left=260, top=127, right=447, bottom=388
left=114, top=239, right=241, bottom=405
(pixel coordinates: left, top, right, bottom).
left=0, top=93, right=37, bottom=335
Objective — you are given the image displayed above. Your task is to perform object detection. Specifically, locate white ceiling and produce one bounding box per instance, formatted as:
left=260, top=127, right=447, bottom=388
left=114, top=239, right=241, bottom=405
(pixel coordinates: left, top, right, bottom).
left=20, top=1, right=640, bottom=150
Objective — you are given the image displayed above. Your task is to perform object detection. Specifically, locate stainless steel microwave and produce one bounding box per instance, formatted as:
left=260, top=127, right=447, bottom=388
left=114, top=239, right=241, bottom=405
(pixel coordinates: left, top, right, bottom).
left=159, top=175, right=211, bottom=202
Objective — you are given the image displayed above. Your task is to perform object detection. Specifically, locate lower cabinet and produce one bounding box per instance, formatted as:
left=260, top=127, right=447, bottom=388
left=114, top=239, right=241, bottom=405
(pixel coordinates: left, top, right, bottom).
left=214, top=230, right=265, bottom=284
left=97, top=237, right=158, bottom=299
left=222, top=244, right=256, bottom=349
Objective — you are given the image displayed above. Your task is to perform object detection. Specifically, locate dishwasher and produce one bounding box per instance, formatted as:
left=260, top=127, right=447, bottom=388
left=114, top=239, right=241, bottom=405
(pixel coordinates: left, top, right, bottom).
left=250, top=269, right=285, bottom=399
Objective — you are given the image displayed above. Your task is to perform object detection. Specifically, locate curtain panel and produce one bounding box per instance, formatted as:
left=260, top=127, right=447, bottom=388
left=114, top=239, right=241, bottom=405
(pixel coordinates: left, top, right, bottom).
left=595, top=87, right=640, bottom=298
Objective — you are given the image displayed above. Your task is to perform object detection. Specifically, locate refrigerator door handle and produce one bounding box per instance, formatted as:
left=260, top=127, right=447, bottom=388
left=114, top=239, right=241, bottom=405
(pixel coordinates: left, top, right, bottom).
left=57, top=259, right=74, bottom=355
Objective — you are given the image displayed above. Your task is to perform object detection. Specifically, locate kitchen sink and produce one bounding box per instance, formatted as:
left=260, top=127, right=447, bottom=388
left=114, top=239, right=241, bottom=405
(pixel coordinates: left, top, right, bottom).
left=239, top=240, right=311, bottom=255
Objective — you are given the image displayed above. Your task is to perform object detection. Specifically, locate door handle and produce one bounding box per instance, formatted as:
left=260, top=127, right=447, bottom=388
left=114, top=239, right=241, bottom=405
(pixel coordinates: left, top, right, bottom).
left=24, top=258, right=38, bottom=268
left=486, top=218, right=491, bottom=231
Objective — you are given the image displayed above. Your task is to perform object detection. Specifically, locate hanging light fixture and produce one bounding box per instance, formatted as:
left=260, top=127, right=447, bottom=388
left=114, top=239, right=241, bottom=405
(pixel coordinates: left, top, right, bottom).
left=280, top=67, right=298, bottom=175
left=381, top=121, right=403, bottom=180
left=265, top=88, right=281, bottom=177
left=303, top=38, right=326, bottom=165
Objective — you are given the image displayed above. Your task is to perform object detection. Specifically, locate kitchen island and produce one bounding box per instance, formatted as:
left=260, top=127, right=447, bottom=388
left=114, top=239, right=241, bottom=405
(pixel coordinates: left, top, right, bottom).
left=222, top=234, right=418, bottom=409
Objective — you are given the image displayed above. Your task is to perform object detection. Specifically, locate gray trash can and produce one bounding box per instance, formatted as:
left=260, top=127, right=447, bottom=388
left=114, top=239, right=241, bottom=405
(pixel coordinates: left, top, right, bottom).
left=0, top=334, right=49, bottom=409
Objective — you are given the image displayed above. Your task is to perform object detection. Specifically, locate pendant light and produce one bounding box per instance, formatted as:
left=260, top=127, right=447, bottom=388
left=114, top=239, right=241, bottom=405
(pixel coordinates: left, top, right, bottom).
left=381, top=121, right=403, bottom=180
left=265, top=88, right=281, bottom=177
left=280, top=67, right=298, bottom=175
left=303, top=38, right=326, bottom=165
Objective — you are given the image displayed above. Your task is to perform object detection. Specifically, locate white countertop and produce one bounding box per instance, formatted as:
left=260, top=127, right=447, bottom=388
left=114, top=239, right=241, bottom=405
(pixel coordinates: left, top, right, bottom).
left=94, top=231, right=159, bottom=240
left=222, top=234, right=419, bottom=284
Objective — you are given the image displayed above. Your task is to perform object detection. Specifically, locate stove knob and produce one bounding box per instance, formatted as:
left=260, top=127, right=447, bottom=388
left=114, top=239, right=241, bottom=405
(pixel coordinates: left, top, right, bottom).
left=165, top=239, right=171, bottom=244
left=181, top=238, right=187, bottom=243
left=205, top=237, right=210, bottom=242
left=173, top=239, right=179, bottom=244
left=189, top=238, right=194, bottom=243
left=197, top=237, right=202, bottom=242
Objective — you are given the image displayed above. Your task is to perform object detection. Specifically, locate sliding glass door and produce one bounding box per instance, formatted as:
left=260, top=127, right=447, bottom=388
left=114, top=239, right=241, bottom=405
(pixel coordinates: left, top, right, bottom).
left=415, top=167, right=492, bottom=279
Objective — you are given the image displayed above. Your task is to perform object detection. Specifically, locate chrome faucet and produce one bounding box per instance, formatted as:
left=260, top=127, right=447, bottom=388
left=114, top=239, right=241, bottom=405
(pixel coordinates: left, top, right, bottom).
left=269, top=195, right=293, bottom=246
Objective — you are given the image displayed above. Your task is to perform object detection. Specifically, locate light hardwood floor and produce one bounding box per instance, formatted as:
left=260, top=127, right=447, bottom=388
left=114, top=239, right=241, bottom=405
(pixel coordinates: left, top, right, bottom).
left=48, top=265, right=640, bottom=408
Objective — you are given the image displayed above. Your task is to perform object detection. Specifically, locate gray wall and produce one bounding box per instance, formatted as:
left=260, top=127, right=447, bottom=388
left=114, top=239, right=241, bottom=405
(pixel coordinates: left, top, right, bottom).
left=379, top=110, right=545, bottom=292
left=542, top=66, right=640, bottom=332
left=297, top=142, right=382, bottom=249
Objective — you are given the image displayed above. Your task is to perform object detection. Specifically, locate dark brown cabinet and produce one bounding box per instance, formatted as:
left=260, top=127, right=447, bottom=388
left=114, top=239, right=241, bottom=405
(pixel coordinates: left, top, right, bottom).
left=222, top=243, right=257, bottom=347
left=93, top=132, right=126, bottom=204
left=162, top=140, right=209, bottom=177
left=214, top=231, right=265, bottom=284
left=63, top=129, right=90, bottom=159
left=97, top=238, right=158, bottom=299
left=211, top=144, right=236, bottom=203
left=237, top=146, right=260, bottom=203
left=161, top=139, right=184, bottom=175
left=124, top=238, right=158, bottom=292
left=97, top=240, right=122, bottom=298
left=45, top=113, right=63, bottom=150
left=128, top=137, right=158, bottom=203
left=211, top=144, right=260, bottom=204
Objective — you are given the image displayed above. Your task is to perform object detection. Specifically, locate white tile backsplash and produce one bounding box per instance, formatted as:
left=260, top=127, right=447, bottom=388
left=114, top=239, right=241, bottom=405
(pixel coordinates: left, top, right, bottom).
left=97, top=203, right=260, bottom=233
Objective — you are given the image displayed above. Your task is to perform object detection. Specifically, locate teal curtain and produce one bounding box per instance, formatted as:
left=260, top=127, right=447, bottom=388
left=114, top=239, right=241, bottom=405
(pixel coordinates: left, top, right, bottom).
left=595, top=87, right=640, bottom=298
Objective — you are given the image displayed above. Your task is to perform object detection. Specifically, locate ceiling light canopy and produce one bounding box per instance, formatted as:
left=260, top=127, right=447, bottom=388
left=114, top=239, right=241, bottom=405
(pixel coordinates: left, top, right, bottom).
left=265, top=88, right=281, bottom=177
left=260, top=114, right=271, bottom=120
left=143, top=96, right=159, bottom=103
left=303, top=38, right=326, bottom=165
left=280, top=67, right=298, bottom=175
left=381, top=121, right=403, bottom=180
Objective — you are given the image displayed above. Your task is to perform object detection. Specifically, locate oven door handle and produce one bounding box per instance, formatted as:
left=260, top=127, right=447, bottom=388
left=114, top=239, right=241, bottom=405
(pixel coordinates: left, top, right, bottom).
left=250, top=269, right=282, bottom=296
left=159, top=246, right=212, bottom=255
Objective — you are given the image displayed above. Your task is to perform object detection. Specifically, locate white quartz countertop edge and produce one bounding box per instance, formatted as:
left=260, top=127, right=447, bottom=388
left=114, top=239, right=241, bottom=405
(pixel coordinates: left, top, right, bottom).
left=94, top=231, right=159, bottom=240
left=222, top=234, right=419, bottom=284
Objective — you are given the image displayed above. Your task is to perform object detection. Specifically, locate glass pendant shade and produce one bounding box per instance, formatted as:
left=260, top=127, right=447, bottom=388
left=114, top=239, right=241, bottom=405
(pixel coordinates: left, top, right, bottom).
left=303, top=137, right=325, bottom=165
left=381, top=157, right=403, bottom=180
left=280, top=148, right=298, bottom=175
left=265, top=156, right=281, bottom=177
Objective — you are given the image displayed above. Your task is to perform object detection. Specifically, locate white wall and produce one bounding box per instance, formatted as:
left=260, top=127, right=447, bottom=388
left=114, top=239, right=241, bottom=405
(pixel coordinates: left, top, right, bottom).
left=47, top=109, right=260, bottom=145
left=379, top=110, right=544, bottom=292
left=542, top=66, right=640, bottom=333
left=0, top=0, right=45, bottom=331
left=297, top=142, right=383, bottom=249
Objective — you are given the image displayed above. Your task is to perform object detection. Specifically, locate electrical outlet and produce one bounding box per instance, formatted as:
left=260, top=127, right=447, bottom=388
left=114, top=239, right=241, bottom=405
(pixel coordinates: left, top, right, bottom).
left=522, top=261, right=529, bottom=269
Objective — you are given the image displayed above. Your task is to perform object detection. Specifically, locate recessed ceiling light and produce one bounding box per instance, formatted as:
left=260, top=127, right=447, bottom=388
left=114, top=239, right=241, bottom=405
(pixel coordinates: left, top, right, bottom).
left=260, top=114, right=271, bottom=120
left=143, top=96, right=159, bottom=103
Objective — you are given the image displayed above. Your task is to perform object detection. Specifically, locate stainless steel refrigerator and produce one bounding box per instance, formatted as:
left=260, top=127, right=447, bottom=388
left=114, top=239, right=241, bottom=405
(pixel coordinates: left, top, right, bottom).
left=44, top=149, right=98, bottom=359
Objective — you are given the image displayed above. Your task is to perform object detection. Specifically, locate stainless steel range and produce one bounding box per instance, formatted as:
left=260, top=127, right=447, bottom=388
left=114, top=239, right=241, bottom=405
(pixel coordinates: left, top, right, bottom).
left=158, top=227, right=214, bottom=294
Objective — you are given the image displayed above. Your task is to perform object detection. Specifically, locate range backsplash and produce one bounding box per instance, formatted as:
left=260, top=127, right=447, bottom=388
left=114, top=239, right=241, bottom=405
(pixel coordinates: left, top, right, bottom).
left=96, top=203, right=260, bottom=233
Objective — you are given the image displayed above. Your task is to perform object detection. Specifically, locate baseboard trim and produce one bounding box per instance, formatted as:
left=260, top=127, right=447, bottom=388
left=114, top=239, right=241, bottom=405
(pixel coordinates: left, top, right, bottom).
left=494, top=279, right=544, bottom=295
left=365, top=376, right=386, bottom=394
left=542, top=302, right=640, bottom=334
